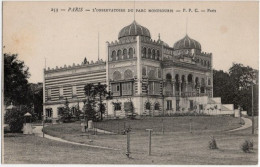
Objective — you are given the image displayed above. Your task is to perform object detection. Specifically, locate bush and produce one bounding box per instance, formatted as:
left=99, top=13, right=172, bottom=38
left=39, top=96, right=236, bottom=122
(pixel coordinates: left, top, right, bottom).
left=209, top=136, right=218, bottom=149
left=241, top=140, right=254, bottom=153
left=4, top=106, right=35, bottom=133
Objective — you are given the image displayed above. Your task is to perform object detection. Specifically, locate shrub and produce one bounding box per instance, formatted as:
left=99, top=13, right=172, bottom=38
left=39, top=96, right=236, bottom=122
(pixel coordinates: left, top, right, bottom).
left=241, top=140, right=254, bottom=153
left=4, top=106, right=35, bottom=133
left=209, top=136, right=218, bottom=149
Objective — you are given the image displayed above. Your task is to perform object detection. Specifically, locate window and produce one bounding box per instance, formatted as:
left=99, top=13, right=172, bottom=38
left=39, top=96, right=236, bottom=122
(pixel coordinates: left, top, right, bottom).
left=117, top=50, right=122, bottom=60
left=122, top=82, right=132, bottom=95
left=156, top=50, right=160, bottom=60
left=154, top=103, right=160, bottom=110
left=72, top=86, right=77, bottom=97
left=59, top=87, right=63, bottom=98
left=145, top=102, right=151, bottom=110
left=111, top=51, right=116, bottom=61
left=129, top=48, right=134, bottom=58
left=114, top=103, right=121, bottom=111
left=152, top=49, right=156, bottom=59
left=208, top=78, right=211, bottom=85
left=154, top=82, right=161, bottom=95
left=142, top=47, right=147, bottom=58
left=47, top=89, right=51, bottom=100
left=111, top=83, right=120, bottom=96
left=123, top=49, right=127, bottom=59
left=167, top=100, right=172, bottom=110
left=148, top=48, right=151, bottom=58
left=46, top=108, right=53, bottom=118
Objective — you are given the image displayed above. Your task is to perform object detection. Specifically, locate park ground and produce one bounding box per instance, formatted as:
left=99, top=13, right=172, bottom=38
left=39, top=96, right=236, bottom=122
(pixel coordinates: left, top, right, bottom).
left=3, top=116, right=258, bottom=164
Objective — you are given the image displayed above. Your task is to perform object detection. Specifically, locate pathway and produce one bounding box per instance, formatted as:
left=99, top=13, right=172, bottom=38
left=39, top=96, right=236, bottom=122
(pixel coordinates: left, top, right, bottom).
left=228, top=117, right=252, bottom=132
left=32, top=126, right=120, bottom=150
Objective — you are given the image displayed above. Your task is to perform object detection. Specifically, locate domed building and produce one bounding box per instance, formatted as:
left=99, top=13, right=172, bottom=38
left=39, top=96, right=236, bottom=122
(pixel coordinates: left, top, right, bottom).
left=43, top=20, right=234, bottom=122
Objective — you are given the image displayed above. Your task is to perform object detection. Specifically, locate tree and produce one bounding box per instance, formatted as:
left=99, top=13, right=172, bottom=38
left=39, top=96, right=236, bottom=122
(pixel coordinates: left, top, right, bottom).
left=95, top=82, right=108, bottom=121
left=59, top=98, right=73, bottom=122
left=29, top=83, right=43, bottom=120
left=84, top=83, right=97, bottom=121
left=4, top=53, right=31, bottom=106
left=213, top=63, right=258, bottom=116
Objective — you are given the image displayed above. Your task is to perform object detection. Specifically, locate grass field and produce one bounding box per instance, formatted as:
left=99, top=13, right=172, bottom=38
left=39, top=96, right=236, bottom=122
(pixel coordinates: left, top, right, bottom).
left=4, top=116, right=258, bottom=164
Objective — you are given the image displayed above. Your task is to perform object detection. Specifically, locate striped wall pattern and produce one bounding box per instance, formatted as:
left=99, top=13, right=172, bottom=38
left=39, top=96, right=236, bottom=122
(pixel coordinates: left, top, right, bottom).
left=45, top=69, right=106, bottom=103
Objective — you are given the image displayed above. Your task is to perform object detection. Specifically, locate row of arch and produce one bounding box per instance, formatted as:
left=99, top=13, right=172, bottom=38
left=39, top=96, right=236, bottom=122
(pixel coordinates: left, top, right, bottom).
left=145, top=101, right=160, bottom=110
left=166, top=73, right=208, bottom=85
left=141, top=47, right=161, bottom=60
left=113, top=69, right=134, bottom=81
left=111, top=47, right=135, bottom=61
left=196, top=58, right=211, bottom=68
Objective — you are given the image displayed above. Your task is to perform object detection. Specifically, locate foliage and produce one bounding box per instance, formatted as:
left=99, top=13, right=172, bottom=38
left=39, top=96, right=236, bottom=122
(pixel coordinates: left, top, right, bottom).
left=29, top=83, right=43, bottom=120
left=59, top=98, right=73, bottom=123
left=241, top=139, right=254, bottom=153
left=213, top=63, right=258, bottom=115
left=4, top=53, right=31, bottom=106
left=95, top=82, right=108, bottom=121
left=4, top=106, right=36, bottom=132
left=83, top=83, right=111, bottom=121
left=208, top=136, right=218, bottom=149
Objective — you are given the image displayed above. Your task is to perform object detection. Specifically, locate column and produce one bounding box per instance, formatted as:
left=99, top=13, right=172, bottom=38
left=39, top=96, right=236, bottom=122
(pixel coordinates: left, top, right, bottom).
left=179, top=81, right=182, bottom=96
left=172, top=80, right=175, bottom=96
left=136, top=36, right=142, bottom=95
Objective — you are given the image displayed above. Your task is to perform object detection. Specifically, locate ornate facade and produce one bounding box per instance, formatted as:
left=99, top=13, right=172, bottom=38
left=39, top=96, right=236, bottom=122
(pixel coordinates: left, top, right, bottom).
left=43, top=20, right=233, bottom=121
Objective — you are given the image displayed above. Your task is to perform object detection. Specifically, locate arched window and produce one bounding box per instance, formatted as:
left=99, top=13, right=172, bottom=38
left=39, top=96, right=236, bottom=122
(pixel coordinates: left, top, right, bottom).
left=181, top=75, right=185, bottom=91
left=142, top=47, right=147, bottom=58
left=200, top=59, right=203, bottom=66
left=117, top=50, right=122, bottom=60
left=129, top=48, right=133, bottom=59
left=195, top=77, right=199, bottom=88
left=148, top=48, right=151, bottom=58
left=166, top=73, right=172, bottom=81
left=113, top=71, right=121, bottom=81
left=112, top=51, right=116, bottom=61
left=154, top=103, right=160, bottom=110
left=152, top=49, right=156, bottom=59
left=188, top=74, right=193, bottom=83
left=124, top=69, right=133, bottom=79
left=156, top=50, right=160, bottom=60
left=145, top=102, right=151, bottom=110
left=123, top=49, right=127, bottom=59
left=175, top=74, right=179, bottom=91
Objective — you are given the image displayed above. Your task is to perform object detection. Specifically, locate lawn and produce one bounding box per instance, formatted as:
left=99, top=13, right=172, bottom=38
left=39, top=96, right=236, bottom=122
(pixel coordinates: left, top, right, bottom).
left=4, top=116, right=258, bottom=164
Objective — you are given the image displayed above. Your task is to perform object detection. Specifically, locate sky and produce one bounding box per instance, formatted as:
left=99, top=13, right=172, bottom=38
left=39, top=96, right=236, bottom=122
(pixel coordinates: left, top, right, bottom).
left=3, top=1, right=259, bottom=83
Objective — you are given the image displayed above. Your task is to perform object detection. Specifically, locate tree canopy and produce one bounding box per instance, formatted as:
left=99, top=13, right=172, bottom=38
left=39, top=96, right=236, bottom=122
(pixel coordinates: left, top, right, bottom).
left=213, top=63, right=258, bottom=115
left=4, top=53, right=31, bottom=106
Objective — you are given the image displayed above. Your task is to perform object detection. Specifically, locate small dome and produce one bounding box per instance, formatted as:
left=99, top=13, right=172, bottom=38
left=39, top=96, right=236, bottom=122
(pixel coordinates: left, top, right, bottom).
left=173, top=35, right=201, bottom=50
left=158, top=39, right=169, bottom=47
left=118, top=21, right=151, bottom=40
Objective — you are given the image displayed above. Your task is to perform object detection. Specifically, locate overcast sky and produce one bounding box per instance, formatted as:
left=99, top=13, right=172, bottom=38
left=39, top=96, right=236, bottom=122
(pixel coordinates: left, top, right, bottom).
left=3, top=1, right=259, bottom=83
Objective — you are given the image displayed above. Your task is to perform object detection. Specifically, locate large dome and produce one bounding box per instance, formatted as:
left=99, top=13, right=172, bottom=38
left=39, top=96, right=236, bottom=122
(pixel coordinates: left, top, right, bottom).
left=118, top=21, right=151, bottom=40
left=173, top=35, right=201, bottom=50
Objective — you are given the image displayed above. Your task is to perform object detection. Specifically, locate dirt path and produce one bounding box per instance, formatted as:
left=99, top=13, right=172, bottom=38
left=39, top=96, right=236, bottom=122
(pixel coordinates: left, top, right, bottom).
left=32, top=126, right=120, bottom=150
left=228, top=117, right=252, bottom=132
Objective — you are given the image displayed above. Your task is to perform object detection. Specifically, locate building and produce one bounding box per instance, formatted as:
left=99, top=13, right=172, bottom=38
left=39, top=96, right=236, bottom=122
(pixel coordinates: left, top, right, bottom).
left=43, top=20, right=234, bottom=122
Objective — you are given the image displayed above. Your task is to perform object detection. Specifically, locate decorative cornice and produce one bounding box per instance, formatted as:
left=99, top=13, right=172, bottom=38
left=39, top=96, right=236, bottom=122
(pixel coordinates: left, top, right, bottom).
left=44, top=60, right=106, bottom=73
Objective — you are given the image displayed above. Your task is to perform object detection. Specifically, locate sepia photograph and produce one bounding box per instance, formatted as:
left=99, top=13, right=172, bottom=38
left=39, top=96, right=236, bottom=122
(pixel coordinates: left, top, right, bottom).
left=2, top=1, right=259, bottom=165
